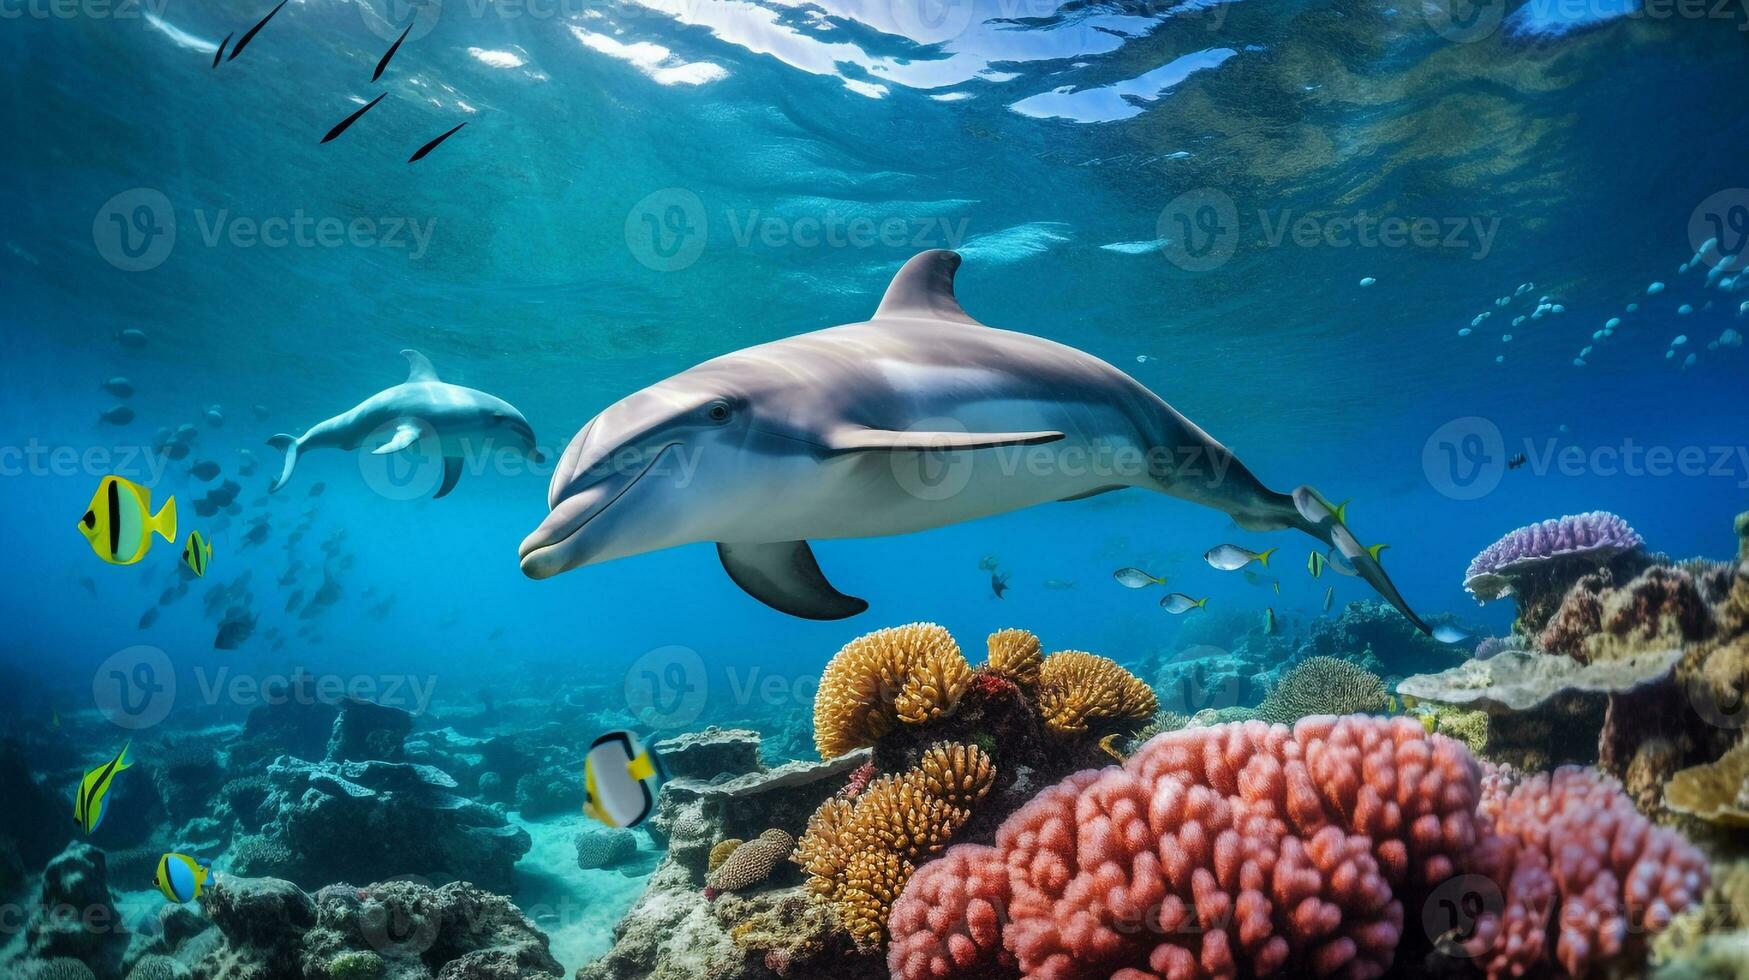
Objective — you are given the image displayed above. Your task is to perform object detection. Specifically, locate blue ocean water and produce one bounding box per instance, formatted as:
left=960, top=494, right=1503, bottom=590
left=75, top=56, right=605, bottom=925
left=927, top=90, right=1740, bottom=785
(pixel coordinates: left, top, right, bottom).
left=2, top=0, right=1748, bottom=973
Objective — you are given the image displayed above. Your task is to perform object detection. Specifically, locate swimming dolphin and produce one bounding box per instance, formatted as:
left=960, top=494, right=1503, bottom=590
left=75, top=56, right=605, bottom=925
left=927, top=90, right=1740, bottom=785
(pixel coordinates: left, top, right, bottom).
left=520, top=251, right=1427, bottom=631
left=267, top=350, right=541, bottom=498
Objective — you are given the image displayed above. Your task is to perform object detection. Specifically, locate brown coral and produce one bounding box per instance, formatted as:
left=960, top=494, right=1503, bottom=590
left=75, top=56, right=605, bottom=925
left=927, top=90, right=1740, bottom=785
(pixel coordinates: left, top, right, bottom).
left=792, top=741, right=995, bottom=950
left=982, top=628, right=1042, bottom=689
left=1666, top=740, right=1749, bottom=827
left=707, top=839, right=744, bottom=875
left=1033, top=650, right=1157, bottom=735
left=813, top=623, right=973, bottom=759
left=707, top=829, right=795, bottom=895
left=1541, top=565, right=1717, bottom=662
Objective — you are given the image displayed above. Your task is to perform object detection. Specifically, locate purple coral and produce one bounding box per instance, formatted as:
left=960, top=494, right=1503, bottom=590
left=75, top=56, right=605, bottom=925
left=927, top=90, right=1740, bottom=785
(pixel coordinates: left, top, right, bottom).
left=1464, top=512, right=1643, bottom=602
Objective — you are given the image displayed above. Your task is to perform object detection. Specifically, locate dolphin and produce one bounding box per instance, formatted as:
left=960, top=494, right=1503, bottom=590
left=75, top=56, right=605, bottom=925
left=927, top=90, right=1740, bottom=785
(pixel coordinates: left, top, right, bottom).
left=266, top=349, right=541, bottom=498
left=520, top=250, right=1428, bottom=631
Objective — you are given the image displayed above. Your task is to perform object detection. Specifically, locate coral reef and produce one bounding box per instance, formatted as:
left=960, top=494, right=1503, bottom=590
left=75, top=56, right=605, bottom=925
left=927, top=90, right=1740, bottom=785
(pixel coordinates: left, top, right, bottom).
left=888, top=716, right=1707, bottom=980
left=813, top=624, right=973, bottom=760
left=982, top=628, right=1042, bottom=689
left=1296, top=600, right=1463, bottom=677
left=1539, top=564, right=1721, bottom=662
left=654, top=727, right=764, bottom=780
left=1397, top=648, right=1681, bottom=713
left=1032, top=650, right=1156, bottom=735
left=1665, top=740, right=1749, bottom=827
left=1254, top=655, right=1387, bottom=724
left=324, top=697, right=412, bottom=763
left=705, top=829, right=795, bottom=897
left=1472, top=765, right=1710, bottom=979
left=574, top=827, right=638, bottom=870
left=1464, top=511, right=1648, bottom=635
left=708, top=838, right=744, bottom=874
left=8, top=843, right=127, bottom=979
left=793, top=742, right=994, bottom=950
left=891, top=716, right=1485, bottom=979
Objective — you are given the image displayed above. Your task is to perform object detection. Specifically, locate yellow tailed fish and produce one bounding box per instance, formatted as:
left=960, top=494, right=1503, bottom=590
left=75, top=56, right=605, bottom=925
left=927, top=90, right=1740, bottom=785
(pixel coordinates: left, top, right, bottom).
left=74, top=741, right=132, bottom=834
left=77, top=476, right=176, bottom=566
left=1263, top=608, right=1276, bottom=635
left=1367, top=543, right=1390, bottom=562
left=155, top=852, right=209, bottom=903
left=582, top=730, right=665, bottom=828
left=1307, top=551, right=1326, bottom=578
left=182, top=531, right=213, bottom=578
left=1272, top=579, right=1280, bottom=595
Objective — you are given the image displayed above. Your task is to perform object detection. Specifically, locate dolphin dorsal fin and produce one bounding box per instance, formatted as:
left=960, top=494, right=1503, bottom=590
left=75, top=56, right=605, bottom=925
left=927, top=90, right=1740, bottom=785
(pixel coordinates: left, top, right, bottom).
left=401, top=349, right=440, bottom=383
left=873, top=250, right=981, bottom=325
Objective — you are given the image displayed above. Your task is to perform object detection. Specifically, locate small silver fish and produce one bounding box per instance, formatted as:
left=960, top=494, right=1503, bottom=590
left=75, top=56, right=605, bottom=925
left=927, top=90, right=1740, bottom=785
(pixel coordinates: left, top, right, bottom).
left=1159, top=593, right=1207, bottom=614
left=1323, top=585, right=1334, bottom=612
left=1204, top=545, right=1276, bottom=572
left=1113, top=567, right=1166, bottom=589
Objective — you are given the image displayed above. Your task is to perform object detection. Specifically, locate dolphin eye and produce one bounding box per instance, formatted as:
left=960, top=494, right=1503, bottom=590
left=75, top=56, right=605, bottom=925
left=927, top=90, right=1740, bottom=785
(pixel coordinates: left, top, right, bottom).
left=706, top=402, right=731, bottom=423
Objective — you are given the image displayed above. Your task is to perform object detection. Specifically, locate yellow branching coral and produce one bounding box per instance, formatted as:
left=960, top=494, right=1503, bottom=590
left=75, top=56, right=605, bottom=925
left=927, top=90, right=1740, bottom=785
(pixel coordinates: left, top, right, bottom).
left=1034, top=650, right=1158, bottom=735
left=813, top=623, right=973, bottom=759
left=793, top=741, right=995, bottom=950
left=984, top=628, right=1043, bottom=689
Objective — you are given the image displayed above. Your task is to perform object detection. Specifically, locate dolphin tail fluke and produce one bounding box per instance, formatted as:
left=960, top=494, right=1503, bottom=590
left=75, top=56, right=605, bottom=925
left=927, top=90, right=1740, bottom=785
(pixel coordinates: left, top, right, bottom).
left=266, top=434, right=299, bottom=493
left=1234, top=485, right=1430, bottom=635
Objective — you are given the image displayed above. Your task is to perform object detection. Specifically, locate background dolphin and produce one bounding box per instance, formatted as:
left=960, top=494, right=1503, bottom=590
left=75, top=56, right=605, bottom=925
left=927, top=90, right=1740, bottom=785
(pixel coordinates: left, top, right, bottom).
left=267, top=349, right=541, bottom=498
left=521, top=251, right=1428, bottom=631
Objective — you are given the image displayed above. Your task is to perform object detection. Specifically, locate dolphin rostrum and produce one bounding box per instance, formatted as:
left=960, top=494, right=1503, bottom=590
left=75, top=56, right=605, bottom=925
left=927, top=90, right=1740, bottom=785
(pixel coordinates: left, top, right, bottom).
left=267, top=349, right=541, bottom=498
left=520, top=251, right=1427, bottom=631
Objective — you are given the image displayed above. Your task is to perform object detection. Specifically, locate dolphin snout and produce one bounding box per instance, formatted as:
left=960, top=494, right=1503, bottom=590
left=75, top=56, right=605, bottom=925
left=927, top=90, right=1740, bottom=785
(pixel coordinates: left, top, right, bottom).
left=518, top=444, right=670, bottom=579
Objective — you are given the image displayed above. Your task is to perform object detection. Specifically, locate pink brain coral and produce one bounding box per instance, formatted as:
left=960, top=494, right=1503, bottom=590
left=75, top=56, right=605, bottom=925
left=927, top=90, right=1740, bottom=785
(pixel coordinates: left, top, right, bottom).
left=888, top=716, right=1707, bottom=980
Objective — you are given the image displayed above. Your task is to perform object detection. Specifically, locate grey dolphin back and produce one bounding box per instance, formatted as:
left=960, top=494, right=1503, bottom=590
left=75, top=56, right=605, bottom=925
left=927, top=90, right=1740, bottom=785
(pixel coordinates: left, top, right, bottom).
left=402, top=349, right=440, bottom=382
left=873, top=250, right=980, bottom=325
left=716, top=542, right=869, bottom=620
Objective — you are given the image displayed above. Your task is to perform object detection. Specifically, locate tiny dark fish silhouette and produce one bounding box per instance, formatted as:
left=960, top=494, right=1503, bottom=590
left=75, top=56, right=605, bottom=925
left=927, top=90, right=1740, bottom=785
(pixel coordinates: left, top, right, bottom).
left=309, top=482, right=325, bottom=497
left=374, top=23, right=412, bottom=82
left=1507, top=453, right=1527, bottom=470
left=409, top=122, right=465, bottom=163
left=213, top=33, right=232, bottom=68
left=228, top=0, right=288, bottom=62
left=990, top=571, right=1010, bottom=600
left=322, top=94, right=385, bottom=144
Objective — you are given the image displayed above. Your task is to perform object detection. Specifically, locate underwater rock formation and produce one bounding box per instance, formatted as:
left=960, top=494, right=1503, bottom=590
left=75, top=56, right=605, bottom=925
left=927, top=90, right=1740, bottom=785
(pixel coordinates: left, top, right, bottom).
left=888, top=715, right=1706, bottom=980
left=1464, top=511, right=1648, bottom=635
left=229, top=673, right=342, bottom=769
left=1296, top=599, right=1462, bottom=677
left=0, top=739, right=73, bottom=879
left=324, top=697, right=412, bottom=763
left=574, top=827, right=638, bottom=871
left=162, top=873, right=563, bottom=980
left=229, top=757, right=530, bottom=892
left=654, top=727, right=764, bottom=780
left=1539, top=563, right=1725, bottom=663
left=5, top=843, right=127, bottom=980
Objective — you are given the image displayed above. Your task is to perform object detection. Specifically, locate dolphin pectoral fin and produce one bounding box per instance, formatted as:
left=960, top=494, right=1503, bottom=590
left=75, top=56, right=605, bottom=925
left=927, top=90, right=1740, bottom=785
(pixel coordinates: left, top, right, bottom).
left=373, top=423, right=421, bottom=455
left=717, top=542, right=868, bottom=621
left=824, top=428, right=1065, bottom=453
left=434, top=458, right=463, bottom=498
left=873, top=250, right=982, bottom=325
left=1058, top=485, right=1125, bottom=502
left=401, top=349, right=440, bottom=383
